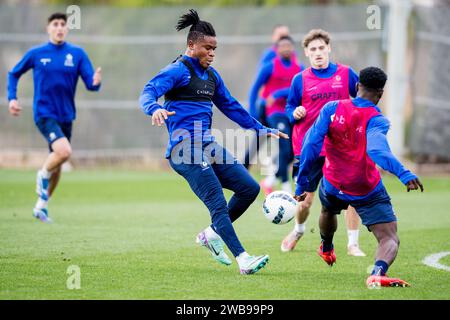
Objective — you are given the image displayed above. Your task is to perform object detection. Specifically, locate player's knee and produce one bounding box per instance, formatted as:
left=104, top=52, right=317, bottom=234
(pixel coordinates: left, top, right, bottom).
left=236, top=179, right=260, bottom=200
left=248, top=180, right=260, bottom=199
left=56, top=146, right=72, bottom=161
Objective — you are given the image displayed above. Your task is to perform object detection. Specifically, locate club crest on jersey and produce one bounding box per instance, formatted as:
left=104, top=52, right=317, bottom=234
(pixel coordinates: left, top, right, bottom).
left=64, top=54, right=74, bottom=67
left=332, top=74, right=343, bottom=89
left=40, top=58, right=51, bottom=66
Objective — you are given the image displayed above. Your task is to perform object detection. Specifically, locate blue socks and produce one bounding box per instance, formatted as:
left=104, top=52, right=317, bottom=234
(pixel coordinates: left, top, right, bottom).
left=371, top=260, right=389, bottom=276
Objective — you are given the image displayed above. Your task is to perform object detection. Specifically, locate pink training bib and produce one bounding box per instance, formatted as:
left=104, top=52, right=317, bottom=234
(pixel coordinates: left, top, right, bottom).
left=323, top=99, right=381, bottom=196
left=292, top=63, right=350, bottom=156
left=261, top=55, right=301, bottom=117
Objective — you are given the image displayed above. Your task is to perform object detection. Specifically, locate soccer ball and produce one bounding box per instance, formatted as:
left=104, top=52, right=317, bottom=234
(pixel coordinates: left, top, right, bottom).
left=262, top=191, right=297, bottom=225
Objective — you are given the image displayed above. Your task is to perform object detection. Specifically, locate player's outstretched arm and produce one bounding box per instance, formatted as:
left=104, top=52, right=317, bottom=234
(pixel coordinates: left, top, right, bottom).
left=266, top=129, right=289, bottom=140
left=140, top=62, right=185, bottom=125
left=294, top=101, right=336, bottom=197
left=406, top=178, right=424, bottom=192
left=366, top=115, right=423, bottom=192
left=151, top=109, right=176, bottom=127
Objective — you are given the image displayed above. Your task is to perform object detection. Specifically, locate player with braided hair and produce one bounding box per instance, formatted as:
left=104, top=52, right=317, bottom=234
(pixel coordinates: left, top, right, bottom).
left=140, top=9, right=288, bottom=275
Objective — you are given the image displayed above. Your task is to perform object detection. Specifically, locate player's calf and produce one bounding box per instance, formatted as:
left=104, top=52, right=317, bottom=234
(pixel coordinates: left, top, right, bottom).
left=54, top=145, right=72, bottom=163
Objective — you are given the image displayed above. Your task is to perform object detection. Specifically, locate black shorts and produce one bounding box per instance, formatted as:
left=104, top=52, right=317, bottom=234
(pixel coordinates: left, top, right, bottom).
left=292, top=155, right=325, bottom=192
left=36, top=117, right=72, bottom=152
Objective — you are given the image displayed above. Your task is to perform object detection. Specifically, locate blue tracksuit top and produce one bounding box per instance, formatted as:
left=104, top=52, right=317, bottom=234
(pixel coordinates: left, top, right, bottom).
left=139, top=55, right=272, bottom=158
left=7, top=41, right=100, bottom=123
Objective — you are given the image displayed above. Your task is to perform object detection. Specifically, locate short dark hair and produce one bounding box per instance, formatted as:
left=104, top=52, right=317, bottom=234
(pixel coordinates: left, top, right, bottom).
left=359, top=67, right=387, bottom=91
left=48, top=12, right=67, bottom=24
left=276, top=35, right=294, bottom=45
left=175, top=9, right=216, bottom=43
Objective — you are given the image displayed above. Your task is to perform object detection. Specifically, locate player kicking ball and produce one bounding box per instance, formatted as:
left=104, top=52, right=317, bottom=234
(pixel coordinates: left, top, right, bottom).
left=294, top=67, right=423, bottom=287
left=139, top=10, right=288, bottom=275
left=7, top=13, right=101, bottom=223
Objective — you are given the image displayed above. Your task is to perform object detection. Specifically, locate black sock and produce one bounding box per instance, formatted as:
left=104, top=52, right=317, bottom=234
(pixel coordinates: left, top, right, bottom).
left=320, top=233, right=334, bottom=252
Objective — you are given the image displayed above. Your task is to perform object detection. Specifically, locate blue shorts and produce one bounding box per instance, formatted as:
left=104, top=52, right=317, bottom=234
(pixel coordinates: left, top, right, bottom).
left=36, top=117, right=72, bottom=152
left=318, top=180, right=397, bottom=229
left=292, top=155, right=325, bottom=192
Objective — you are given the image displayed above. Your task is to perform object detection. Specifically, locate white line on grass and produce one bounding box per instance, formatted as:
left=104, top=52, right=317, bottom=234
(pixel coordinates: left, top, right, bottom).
left=422, top=252, right=450, bottom=271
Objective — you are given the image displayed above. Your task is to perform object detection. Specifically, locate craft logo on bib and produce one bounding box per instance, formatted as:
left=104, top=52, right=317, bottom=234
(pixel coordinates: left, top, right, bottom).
left=64, top=54, right=74, bottom=67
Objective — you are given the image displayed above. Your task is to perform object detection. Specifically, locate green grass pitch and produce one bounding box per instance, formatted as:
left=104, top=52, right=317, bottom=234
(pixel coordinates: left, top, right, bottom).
left=0, top=169, right=449, bottom=299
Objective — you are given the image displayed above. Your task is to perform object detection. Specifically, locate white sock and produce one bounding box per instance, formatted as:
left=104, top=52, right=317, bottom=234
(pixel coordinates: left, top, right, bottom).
left=281, top=181, right=292, bottom=193
left=236, top=251, right=250, bottom=264
left=347, top=229, right=359, bottom=247
left=263, top=175, right=276, bottom=187
left=205, top=226, right=220, bottom=240
left=35, top=197, right=48, bottom=210
left=41, top=167, right=52, bottom=179
left=294, top=223, right=306, bottom=235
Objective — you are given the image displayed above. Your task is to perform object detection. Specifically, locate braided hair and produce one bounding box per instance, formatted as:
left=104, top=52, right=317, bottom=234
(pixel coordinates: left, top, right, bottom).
left=176, top=9, right=216, bottom=44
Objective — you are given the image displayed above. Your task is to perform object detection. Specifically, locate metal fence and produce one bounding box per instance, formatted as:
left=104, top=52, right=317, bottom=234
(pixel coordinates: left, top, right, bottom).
left=1, top=3, right=389, bottom=165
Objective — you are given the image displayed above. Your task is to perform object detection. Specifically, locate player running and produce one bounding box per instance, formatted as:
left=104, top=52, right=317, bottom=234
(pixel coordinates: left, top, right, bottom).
left=281, top=29, right=365, bottom=256
left=139, top=9, right=288, bottom=275
left=249, top=36, right=303, bottom=194
left=7, top=13, right=102, bottom=223
left=295, top=66, right=423, bottom=287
